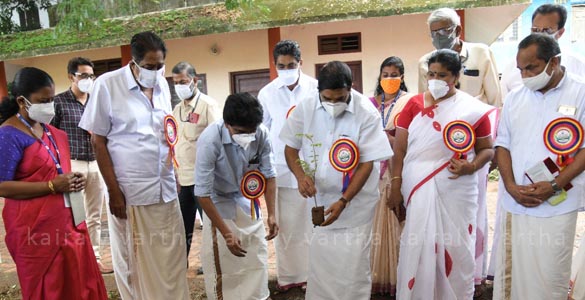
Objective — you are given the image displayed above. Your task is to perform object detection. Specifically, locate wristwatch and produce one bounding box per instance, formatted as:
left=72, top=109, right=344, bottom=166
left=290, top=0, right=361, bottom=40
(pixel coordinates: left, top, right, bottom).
left=550, top=179, right=562, bottom=194
left=339, top=196, right=350, bottom=206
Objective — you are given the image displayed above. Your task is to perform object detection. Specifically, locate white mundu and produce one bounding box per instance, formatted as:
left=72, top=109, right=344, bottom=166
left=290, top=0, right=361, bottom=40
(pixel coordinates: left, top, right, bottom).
left=280, top=89, right=393, bottom=300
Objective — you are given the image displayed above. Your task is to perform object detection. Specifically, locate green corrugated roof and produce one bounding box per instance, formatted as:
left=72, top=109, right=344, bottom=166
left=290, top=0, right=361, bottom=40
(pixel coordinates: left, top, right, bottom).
left=0, top=0, right=528, bottom=60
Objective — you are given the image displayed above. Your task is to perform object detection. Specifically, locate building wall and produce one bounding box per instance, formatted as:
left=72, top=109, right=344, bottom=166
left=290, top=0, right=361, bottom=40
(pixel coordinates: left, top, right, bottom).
left=165, top=29, right=268, bottom=106
left=281, top=13, right=433, bottom=97
left=6, top=46, right=122, bottom=93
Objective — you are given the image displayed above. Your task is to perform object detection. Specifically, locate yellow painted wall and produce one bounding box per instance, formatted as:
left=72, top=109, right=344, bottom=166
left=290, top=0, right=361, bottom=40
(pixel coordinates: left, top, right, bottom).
left=7, top=46, right=122, bottom=94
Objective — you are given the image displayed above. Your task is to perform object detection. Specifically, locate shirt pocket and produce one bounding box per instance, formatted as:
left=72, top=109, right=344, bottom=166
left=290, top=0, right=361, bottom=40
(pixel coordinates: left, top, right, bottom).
left=183, top=122, right=201, bottom=141
left=460, top=74, right=482, bottom=98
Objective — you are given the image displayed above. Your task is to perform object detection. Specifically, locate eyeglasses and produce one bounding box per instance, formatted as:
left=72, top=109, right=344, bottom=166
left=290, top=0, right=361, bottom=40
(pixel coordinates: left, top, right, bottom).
left=430, top=25, right=456, bottom=38
left=74, top=72, right=96, bottom=80
left=531, top=27, right=558, bottom=35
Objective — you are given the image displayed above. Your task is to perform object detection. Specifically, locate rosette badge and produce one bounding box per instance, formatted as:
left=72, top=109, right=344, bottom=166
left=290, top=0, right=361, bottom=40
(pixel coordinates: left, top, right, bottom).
left=329, top=138, right=360, bottom=193
left=164, top=115, right=179, bottom=168
left=544, top=117, right=584, bottom=167
left=443, top=120, right=476, bottom=159
left=240, top=170, right=266, bottom=220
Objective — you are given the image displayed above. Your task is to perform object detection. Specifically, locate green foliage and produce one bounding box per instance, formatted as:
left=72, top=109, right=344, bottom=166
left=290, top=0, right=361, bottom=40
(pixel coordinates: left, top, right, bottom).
left=0, top=0, right=52, bottom=35
left=488, top=168, right=500, bottom=182
left=295, top=133, right=322, bottom=207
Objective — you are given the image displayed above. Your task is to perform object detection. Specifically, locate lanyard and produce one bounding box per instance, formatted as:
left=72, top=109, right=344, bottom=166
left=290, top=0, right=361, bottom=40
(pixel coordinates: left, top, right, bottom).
left=17, top=113, right=63, bottom=174
left=380, top=90, right=402, bottom=128
left=178, top=92, right=201, bottom=122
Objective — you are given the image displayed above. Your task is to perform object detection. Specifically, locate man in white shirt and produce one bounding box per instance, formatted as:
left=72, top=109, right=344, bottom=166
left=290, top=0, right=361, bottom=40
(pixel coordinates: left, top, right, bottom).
left=280, top=61, right=392, bottom=300
left=500, top=4, right=585, bottom=98
left=171, top=61, right=219, bottom=274
left=418, top=7, right=501, bottom=107
left=258, top=40, right=317, bottom=291
left=493, top=34, right=585, bottom=300
left=79, top=32, right=189, bottom=300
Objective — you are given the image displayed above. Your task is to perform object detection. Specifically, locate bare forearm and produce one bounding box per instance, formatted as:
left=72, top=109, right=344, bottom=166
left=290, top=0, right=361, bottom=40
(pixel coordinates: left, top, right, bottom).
left=472, top=148, right=495, bottom=170
left=556, top=149, right=585, bottom=188
left=342, top=161, right=373, bottom=201
left=284, top=146, right=305, bottom=180
left=264, top=177, right=276, bottom=217
left=198, top=196, right=231, bottom=236
left=496, top=147, right=516, bottom=189
left=0, top=181, right=53, bottom=199
left=92, top=135, right=119, bottom=193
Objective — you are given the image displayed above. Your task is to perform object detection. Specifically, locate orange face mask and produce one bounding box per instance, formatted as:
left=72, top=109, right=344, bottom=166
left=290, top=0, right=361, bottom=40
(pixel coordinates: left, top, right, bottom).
left=380, top=77, right=401, bottom=95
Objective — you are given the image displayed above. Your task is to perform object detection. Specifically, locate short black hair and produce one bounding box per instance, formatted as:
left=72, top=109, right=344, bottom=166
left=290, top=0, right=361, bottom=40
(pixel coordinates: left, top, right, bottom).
left=131, top=31, right=167, bottom=63
left=317, top=61, right=352, bottom=91
left=427, top=49, right=462, bottom=77
left=0, top=67, right=54, bottom=124
left=518, top=33, right=561, bottom=62
left=223, top=93, right=263, bottom=129
left=532, top=4, right=567, bottom=29
left=375, top=56, right=408, bottom=96
left=172, top=61, right=196, bottom=78
left=273, top=40, right=301, bottom=63
left=67, top=57, right=94, bottom=75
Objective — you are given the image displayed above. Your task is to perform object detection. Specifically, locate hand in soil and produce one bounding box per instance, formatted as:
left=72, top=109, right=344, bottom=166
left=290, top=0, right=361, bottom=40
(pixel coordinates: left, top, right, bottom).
left=223, top=231, right=247, bottom=257
left=265, top=215, right=279, bottom=241
left=321, top=200, right=346, bottom=226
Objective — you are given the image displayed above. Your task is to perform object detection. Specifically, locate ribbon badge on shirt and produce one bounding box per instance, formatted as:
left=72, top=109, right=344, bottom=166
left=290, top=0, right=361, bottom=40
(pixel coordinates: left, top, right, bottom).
left=443, top=120, right=476, bottom=159
left=240, top=170, right=266, bottom=220
left=286, top=105, right=297, bottom=119
left=543, top=117, right=583, bottom=168
left=329, top=138, right=360, bottom=193
left=164, top=115, right=179, bottom=168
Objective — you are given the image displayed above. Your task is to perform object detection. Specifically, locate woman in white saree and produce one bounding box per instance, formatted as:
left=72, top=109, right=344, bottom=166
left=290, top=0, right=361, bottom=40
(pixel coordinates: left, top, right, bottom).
left=389, top=49, right=496, bottom=299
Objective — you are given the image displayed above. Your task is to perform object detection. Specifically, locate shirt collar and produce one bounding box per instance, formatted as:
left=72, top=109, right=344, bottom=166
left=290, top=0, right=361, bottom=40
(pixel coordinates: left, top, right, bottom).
left=124, top=64, right=162, bottom=92
left=277, top=71, right=306, bottom=89
left=220, top=121, right=233, bottom=145
left=459, top=41, right=469, bottom=59
left=182, top=89, right=201, bottom=109
left=314, top=90, right=356, bottom=114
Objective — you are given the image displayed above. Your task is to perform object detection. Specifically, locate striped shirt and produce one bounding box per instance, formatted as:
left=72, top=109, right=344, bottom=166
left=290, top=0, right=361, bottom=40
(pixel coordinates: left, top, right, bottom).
left=51, top=89, right=95, bottom=161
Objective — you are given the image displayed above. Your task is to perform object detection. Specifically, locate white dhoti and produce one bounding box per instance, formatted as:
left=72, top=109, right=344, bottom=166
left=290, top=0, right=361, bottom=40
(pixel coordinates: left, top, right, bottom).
left=202, top=206, right=269, bottom=300
left=571, top=236, right=585, bottom=300
left=274, top=187, right=312, bottom=288
left=475, top=165, right=489, bottom=285
left=305, top=221, right=373, bottom=300
left=108, top=199, right=189, bottom=300
left=493, top=211, right=577, bottom=300
left=71, top=159, right=106, bottom=260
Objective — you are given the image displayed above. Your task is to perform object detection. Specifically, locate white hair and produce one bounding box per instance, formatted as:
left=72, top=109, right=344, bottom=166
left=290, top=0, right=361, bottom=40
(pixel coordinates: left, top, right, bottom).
left=427, top=8, right=461, bottom=26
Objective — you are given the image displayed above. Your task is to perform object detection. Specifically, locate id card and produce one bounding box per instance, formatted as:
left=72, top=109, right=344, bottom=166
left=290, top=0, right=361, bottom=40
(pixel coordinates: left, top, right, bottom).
left=188, top=112, right=200, bottom=124
left=558, top=105, right=577, bottom=116
left=69, top=191, right=86, bottom=226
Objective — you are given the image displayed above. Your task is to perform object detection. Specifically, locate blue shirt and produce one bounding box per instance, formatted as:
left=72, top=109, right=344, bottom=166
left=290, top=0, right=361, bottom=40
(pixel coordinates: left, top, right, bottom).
left=194, top=120, right=276, bottom=219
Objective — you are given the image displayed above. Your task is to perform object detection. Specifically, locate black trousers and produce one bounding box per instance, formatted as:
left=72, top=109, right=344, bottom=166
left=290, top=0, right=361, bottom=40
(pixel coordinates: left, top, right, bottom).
left=178, top=184, right=203, bottom=256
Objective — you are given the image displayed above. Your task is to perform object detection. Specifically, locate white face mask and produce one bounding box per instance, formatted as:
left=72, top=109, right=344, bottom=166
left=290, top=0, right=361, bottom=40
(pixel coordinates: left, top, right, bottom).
left=133, top=60, right=164, bottom=88
left=322, top=101, right=348, bottom=118
left=232, top=133, right=256, bottom=150
left=277, top=68, right=300, bottom=86
left=522, top=57, right=555, bottom=91
left=77, top=78, right=94, bottom=94
left=427, top=79, right=451, bottom=99
left=175, top=80, right=195, bottom=100
left=25, top=97, right=55, bottom=124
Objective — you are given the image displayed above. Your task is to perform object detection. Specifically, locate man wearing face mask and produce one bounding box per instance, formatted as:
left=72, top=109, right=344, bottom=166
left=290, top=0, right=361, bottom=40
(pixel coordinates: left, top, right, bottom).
left=194, top=93, right=278, bottom=300
left=79, top=32, right=189, bottom=299
left=257, top=39, right=317, bottom=292
left=280, top=61, right=392, bottom=300
left=51, top=57, right=112, bottom=274
left=493, top=34, right=585, bottom=300
left=171, top=61, right=219, bottom=273
left=500, top=4, right=585, bottom=99
left=418, top=7, right=501, bottom=107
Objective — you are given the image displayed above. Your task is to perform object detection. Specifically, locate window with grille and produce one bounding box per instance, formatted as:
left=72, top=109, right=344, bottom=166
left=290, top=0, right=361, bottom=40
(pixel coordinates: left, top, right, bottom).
left=318, top=33, right=361, bottom=55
